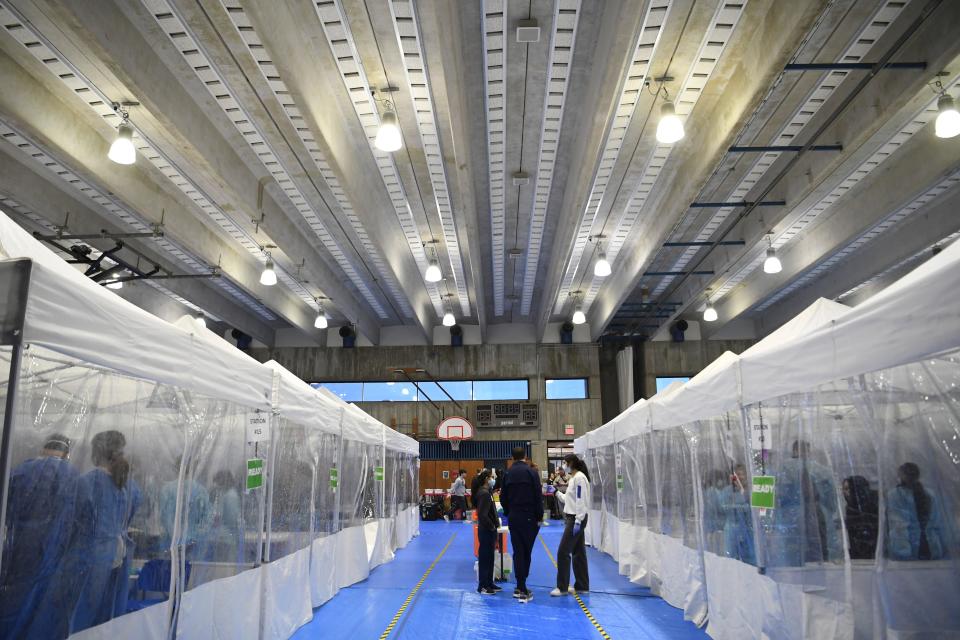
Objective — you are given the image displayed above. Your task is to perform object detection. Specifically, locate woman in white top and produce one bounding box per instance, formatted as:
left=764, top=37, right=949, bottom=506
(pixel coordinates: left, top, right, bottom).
left=551, top=454, right=591, bottom=596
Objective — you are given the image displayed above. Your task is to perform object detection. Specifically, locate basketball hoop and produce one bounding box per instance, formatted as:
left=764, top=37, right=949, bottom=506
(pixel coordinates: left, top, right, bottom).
left=437, top=416, right=474, bottom=454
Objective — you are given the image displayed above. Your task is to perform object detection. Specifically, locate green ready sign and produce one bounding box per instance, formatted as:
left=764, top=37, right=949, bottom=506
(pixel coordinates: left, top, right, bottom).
left=246, top=458, right=264, bottom=490
left=751, top=475, right=775, bottom=509
left=374, top=466, right=384, bottom=481
left=616, top=475, right=624, bottom=491
left=329, top=468, right=339, bottom=489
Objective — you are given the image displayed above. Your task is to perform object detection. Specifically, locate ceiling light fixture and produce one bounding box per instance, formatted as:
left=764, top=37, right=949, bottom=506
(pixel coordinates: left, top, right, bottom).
left=425, top=258, right=442, bottom=283
left=572, top=304, right=586, bottom=325
left=105, top=278, right=124, bottom=290
left=372, top=88, right=402, bottom=152
left=594, top=251, right=611, bottom=277
left=763, top=236, right=782, bottom=274
left=108, top=102, right=136, bottom=165
left=260, top=255, right=277, bottom=286
left=656, top=101, right=684, bottom=144
left=703, top=304, right=717, bottom=322
left=314, top=306, right=328, bottom=329
left=935, top=93, right=960, bottom=139
left=442, top=310, right=456, bottom=327
left=195, top=313, right=206, bottom=329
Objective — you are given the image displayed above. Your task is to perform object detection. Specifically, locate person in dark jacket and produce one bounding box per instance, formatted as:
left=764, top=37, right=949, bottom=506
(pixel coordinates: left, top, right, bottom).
left=474, top=470, right=501, bottom=595
left=842, top=475, right=879, bottom=560
left=499, top=447, right=543, bottom=603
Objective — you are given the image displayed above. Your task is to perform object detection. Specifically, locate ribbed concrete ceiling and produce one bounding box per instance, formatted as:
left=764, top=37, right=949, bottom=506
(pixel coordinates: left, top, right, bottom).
left=0, top=0, right=957, bottom=346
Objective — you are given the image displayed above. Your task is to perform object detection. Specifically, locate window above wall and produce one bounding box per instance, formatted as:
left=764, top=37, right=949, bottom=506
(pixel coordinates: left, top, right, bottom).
left=655, top=376, right=690, bottom=394
left=310, top=379, right=530, bottom=402
left=545, top=378, right=588, bottom=399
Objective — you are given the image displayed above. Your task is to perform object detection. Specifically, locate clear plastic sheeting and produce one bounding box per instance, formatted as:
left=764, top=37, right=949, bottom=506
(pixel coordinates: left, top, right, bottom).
left=0, top=212, right=419, bottom=640
left=576, top=238, right=960, bottom=638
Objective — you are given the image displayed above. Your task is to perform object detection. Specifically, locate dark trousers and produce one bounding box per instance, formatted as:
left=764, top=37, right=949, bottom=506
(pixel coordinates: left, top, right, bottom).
left=556, top=514, right=589, bottom=591
left=477, top=527, right=496, bottom=590
left=448, top=495, right=467, bottom=519
left=508, top=512, right=538, bottom=591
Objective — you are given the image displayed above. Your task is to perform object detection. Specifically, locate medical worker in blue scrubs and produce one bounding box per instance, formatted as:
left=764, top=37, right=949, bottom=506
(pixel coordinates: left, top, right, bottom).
left=0, top=434, right=78, bottom=639
left=66, top=430, right=142, bottom=633
left=720, top=464, right=755, bottom=565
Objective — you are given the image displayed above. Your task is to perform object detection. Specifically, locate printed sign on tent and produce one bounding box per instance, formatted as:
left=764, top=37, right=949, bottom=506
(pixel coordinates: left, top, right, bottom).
left=246, top=458, right=264, bottom=490
left=375, top=466, right=385, bottom=481
left=329, top=468, right=338, bottom=489
left=751, top=475, right=775, bottom=509
left=750, top=417, right=769, bottom=452
left=616, top=474, right=624, bottom=491
left=246, top=412, right=269, bottom=443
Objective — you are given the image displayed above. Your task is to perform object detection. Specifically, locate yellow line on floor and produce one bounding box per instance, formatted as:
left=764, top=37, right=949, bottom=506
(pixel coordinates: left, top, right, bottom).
left=378, top=531, right=458, bottom=640
left=538, top=534, right=613, bottom=640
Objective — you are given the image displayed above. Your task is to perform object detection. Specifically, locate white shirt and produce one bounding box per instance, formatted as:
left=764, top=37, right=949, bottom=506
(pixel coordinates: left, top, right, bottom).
left=555, top=471, right=590, bottom=523
left=451, top=476, right=466, bottom=496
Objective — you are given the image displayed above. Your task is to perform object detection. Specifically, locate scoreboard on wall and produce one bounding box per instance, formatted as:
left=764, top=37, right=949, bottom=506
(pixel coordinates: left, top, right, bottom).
left=474, top=402, right=539, bottom=428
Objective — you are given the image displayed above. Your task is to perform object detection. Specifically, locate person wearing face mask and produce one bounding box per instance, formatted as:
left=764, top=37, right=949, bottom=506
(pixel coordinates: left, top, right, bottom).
left=474, top=470, right=502, bottom=595
left=550, top=454, right=591, bottom=596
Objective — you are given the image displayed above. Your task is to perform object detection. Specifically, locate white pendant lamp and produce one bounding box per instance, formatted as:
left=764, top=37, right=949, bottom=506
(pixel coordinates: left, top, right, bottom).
left=594, top=251, right=611, bottom=277
left=935, top=94, right=960, bottom=139
left=442, top=311, right=456, bottom=327
left=763, top=246, right=782, bottom=274
left=260, top=259, right=277, bottom=286
left=425, top=258, right=442, bottom=283
left=195, top=313, right=206, bottom=329
left=375, top=110, right=403, bottom=152
left=703, top=303, right=718, bottom=322
left=656, top=101, right=684, bottom=144
left=314, top=307, right=328, bottom=329
left=108, top=122, right=136, bottom=165
left=572, top=305, right=586, bottom=325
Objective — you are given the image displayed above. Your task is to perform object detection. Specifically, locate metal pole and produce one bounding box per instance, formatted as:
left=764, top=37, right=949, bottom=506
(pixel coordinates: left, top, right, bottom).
left=0, top=260, right=32, bottom=580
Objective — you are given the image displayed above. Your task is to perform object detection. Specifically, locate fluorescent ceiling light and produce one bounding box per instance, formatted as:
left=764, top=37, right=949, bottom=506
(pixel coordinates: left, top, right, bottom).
left=425, top=259, right=442, bottom=283
left=656, top=101, right=684, bottom=144
left=594, top=252, right=611, bottom=277
left=935, top=94, right=960, bottom=138
left=442, top=311, right=456, bottom=327
left=572, top=305, right=586, bottom=325
left=375, top=110, right=402, bottom=152
left=260, top=259, right=277, bottom=286
left=763, top=246, right=782, bottom=274
left=108, top=122, right=136, bottom=165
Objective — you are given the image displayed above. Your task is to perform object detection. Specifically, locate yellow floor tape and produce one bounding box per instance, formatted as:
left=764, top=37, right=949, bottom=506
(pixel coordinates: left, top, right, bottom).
left=379, top=531, right=458, bottom=639
left=539, top=534, right=613, bottom=640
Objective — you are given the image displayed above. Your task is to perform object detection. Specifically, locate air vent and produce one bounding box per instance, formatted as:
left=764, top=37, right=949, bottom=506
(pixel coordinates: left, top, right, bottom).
left=516, top=19, right=540, bottom=43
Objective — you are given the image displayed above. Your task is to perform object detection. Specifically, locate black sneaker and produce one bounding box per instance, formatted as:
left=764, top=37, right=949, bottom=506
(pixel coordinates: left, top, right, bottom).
left=512, top=588, right=523, bottom=599
left=477, top=587, right=497, bottom=595
left=491, top=585, right=503, bottom=592
left=518, top=590, right=534, bottom=603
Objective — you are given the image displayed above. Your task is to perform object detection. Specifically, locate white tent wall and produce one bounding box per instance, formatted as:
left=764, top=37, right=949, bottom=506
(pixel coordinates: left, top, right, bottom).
left=577, top=239, right=960, bottom=638
left=0, top=212, right=419, bottom=640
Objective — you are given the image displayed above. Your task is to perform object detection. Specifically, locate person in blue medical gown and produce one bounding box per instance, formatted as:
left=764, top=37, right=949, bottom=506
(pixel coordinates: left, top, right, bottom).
left=720, top=464, right=755, bottom=564
left=886, top=462, right=948, bottom=561
left=770, top=440, right=842, bottom=565
left=65, top=430, right=142, bottom=634
left=702, top=470, right=726, bottom=548
left=159, top=456, right=210, bottom=550
left=205, top=470, right=242, bottom=562
left=0, top=434, right=78, bottom=639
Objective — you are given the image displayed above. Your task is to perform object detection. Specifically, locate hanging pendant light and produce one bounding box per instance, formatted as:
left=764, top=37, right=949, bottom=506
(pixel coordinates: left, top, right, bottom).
left=442, top=310, right=456, bottom=327
left=763, top=246, right=782, bottom=274
left=314, top=306, right=328, bottom=329
left=425, top=258, right=442, bottom=283
left=935, top=94, right=960, bottom=139
left=703, top=303, right=718, bottom=322
left=105, top=279, right=124, bottom=290
left=108, top=121, right=136, bottom=165
left=572, top=304, right=586, bottom=325
left=375, top=110, right=403, bottom=152
left=656, top=101, right=684, bottom=144
left=594, top=251, right=611, bottom=277
left=260, top=258, right=277, bottom=286
left=195, top=313, right=206, bottom=329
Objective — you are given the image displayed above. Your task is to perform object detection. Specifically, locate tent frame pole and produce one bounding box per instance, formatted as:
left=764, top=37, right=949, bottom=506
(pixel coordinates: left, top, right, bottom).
left=0, top=259, right=33, bottom=579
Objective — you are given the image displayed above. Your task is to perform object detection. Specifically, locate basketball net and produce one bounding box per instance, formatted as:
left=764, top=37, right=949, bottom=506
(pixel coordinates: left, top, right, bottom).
left=449, top=438, right=461, bottom=452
